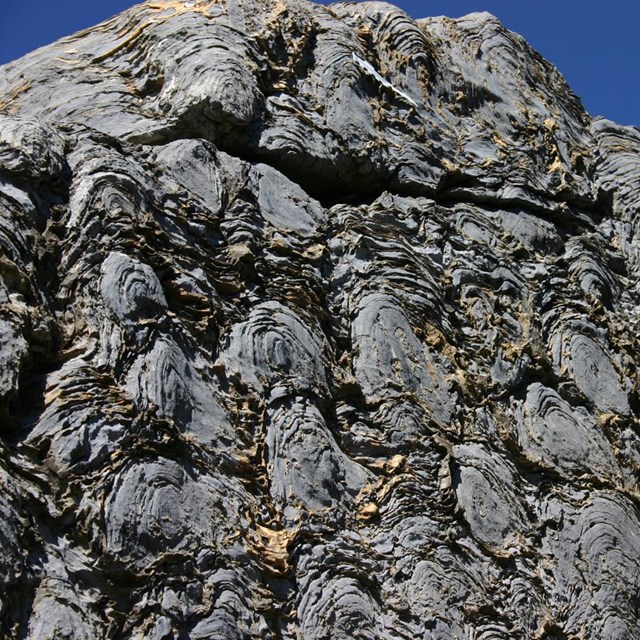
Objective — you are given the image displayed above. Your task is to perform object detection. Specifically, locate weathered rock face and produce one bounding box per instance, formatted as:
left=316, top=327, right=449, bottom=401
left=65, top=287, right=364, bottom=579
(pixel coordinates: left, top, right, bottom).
left=0, top=1, right=639, bottom=637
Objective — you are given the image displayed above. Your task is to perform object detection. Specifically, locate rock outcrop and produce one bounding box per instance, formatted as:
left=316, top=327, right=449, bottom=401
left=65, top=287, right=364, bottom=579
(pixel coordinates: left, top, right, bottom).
left=0, top=1, right=639, bottom=638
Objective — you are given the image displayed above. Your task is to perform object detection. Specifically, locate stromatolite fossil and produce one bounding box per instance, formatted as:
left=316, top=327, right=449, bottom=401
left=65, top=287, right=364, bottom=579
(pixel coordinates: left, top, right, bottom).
left=0, top=1, right=639, bottom=637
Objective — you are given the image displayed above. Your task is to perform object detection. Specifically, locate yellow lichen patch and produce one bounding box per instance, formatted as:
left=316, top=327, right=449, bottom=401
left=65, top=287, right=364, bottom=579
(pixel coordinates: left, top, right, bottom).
left=147, top=0, right=222, bottom=18
left=54, top=57, right=83, bottom=66
left=358, top=502, right=378, bottom=522
left=226, top=243, right=255, bottom=263
left=91, top=2, right=222, bottom=63
left=43, top=388, right=64, bottom=407
left=441, top=158, right=458, bottom=172
left=302, top=244, right=325, bottom=263
left=0, top=80, right=32, bottom=112
left=249, top=524, right=297, bottom=575
left=386, top=454, right=406, bottom=472
left=91, top=22, right=158, bottom=63
left=355, top=23, right=374, bottom=55
left=375, top=473, right=411, bottom=504
left=547, top=155, right=564, bottom=173
left=356, top=458, right=414, bottom=516
left=492, top=131, right=509, bottom=148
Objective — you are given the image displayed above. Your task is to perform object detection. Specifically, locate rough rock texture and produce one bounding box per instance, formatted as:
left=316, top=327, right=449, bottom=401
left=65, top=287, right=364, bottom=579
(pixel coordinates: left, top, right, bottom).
left=0, top=1, right=639, bottom=638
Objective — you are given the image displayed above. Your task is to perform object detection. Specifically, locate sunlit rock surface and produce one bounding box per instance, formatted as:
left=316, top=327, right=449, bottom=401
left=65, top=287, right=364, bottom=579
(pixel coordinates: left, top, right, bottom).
left=1, top=1, right=639, bottom=637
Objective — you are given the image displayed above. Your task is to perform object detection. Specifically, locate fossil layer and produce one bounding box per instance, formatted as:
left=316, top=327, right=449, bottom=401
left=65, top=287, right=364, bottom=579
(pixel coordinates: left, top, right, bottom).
left=0, top=1, right=639, bottom=638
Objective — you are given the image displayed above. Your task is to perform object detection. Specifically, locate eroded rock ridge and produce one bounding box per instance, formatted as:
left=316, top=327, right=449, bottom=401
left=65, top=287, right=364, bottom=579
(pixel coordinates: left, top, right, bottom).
left=0, top=1, right=639, bottom=638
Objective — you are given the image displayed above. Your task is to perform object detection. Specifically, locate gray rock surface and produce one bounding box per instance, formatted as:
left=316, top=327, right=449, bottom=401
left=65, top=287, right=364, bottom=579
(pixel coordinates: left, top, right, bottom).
left=0, top=1, right=639, bottom=637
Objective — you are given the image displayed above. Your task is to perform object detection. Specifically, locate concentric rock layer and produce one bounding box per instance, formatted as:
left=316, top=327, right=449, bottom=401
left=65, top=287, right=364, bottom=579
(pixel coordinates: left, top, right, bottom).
left=0, top=1, right=639, bottom=638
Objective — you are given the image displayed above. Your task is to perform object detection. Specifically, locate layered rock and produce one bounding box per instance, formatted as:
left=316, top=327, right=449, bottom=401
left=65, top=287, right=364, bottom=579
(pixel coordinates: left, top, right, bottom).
left=0, top=1, right=639, bottom=638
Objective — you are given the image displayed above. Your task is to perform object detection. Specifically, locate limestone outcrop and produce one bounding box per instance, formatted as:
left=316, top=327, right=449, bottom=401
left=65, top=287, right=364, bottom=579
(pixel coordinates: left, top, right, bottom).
left=0, top=1, right=639, bottom=638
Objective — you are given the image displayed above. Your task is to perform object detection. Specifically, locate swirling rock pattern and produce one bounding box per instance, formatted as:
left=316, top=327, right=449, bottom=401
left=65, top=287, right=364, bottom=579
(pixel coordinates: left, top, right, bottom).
left=0, top=1, right=639, bottom=637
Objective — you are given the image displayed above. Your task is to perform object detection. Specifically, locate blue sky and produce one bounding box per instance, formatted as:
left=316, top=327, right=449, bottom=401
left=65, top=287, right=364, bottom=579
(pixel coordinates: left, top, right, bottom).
left=0, top=1, right=637, bottom=127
